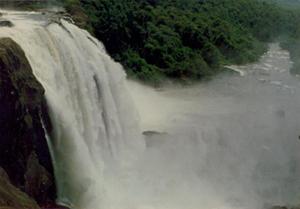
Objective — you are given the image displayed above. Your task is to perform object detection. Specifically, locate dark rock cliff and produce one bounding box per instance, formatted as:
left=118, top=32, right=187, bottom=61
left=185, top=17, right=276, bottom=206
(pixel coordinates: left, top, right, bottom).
left=0, top=167, right=40, bottom=209
left=0, top=37, right=56, bottom=205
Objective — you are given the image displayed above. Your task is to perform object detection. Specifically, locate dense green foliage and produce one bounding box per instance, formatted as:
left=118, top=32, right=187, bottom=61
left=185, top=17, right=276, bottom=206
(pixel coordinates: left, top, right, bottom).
left=62, top=0, right=299, bottom=84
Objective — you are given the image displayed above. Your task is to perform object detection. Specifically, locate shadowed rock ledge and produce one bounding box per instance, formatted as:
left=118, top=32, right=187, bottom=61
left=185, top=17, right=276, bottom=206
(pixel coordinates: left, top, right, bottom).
left=0, top=167, right=40, bottom=209
left=0, top=38, right=56, bottom=206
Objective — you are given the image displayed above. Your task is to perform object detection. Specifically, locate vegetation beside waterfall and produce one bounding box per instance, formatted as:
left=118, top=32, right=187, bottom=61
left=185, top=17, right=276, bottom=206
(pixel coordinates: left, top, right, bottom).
left=0, top=1, right=299, bottom=208
left=60, top=0, right=300, bottom=84
left=8, top=0, right=300, bottom=84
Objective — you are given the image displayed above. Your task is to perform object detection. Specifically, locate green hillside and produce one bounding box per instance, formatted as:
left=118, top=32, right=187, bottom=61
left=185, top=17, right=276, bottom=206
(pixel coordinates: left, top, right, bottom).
left=62, top=0, right=300, bottom=84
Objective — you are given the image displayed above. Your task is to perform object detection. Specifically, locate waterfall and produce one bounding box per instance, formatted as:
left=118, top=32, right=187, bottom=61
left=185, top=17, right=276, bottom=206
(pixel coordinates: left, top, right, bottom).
left=1, top=9, right=300, bottom=209
left=0, top=10, right=145, bottom=209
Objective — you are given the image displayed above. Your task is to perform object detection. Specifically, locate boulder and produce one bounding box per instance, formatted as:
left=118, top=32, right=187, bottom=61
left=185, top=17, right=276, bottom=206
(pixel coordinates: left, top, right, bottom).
left=0, top=19, right=13, bottom=27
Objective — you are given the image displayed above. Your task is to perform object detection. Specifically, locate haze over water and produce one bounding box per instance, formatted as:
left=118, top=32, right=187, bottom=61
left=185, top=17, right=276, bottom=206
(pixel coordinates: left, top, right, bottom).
left=127, top=43, right=300, bottom=209
left=1, top=9, right=299, bottom=209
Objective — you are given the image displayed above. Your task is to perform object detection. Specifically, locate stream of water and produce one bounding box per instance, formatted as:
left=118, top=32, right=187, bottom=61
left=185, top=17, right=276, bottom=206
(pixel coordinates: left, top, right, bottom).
left=0, top=10, right=299, bottom=209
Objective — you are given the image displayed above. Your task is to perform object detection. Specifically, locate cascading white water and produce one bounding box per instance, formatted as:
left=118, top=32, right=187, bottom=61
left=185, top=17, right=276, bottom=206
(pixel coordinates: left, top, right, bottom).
left=1, top=10, right=300, bottom=209
left=0, top=10, right=145, bottom=209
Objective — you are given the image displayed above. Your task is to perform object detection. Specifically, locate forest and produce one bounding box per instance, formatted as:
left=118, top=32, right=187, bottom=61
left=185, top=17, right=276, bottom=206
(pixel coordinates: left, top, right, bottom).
left=0, top=1, right=300, bottom=208
left=60, top=0, right=300, bottom=84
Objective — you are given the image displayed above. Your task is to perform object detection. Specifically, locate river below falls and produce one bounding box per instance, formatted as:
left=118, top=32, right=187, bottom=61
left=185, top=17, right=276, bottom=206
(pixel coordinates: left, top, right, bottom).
left=3, top=9, right=299, bottom=209
left=126, top=43, right=300, bottom=209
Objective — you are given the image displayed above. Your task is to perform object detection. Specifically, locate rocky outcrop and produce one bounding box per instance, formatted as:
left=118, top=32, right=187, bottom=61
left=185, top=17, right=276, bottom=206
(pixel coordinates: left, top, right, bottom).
left=0, top=38, right=55, bottom=205
left=65, top=4, right=88, bottom=28
left=25, top=152, right=53, bottom=204
left=0, top=19, right=13, bottom=27
left=0, top=167, right=40, bottom=209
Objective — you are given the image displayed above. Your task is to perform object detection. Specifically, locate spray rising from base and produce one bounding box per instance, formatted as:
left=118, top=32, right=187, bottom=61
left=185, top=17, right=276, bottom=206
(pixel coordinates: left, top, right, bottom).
left=1, top=10, right=299, bottom=209
left=126, top=43, right=300, bottom=209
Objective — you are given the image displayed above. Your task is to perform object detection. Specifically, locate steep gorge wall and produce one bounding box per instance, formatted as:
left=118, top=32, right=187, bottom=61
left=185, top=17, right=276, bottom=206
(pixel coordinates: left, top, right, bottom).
left=0, top=37, right=56, bottom=205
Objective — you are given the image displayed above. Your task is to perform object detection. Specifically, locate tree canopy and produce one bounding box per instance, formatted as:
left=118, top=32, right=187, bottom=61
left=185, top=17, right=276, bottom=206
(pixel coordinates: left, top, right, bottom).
left=63, top=0, right=300, bottom=84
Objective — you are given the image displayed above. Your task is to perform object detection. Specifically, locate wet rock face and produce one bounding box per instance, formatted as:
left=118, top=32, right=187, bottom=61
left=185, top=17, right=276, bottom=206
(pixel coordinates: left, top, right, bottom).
left=0, top=167, right=40, bottom=209
left=0, top=38, right=55, bottom=204
left=25, top=152, right=53, bottom=204
left=65, top=4, right=88, bottom=28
